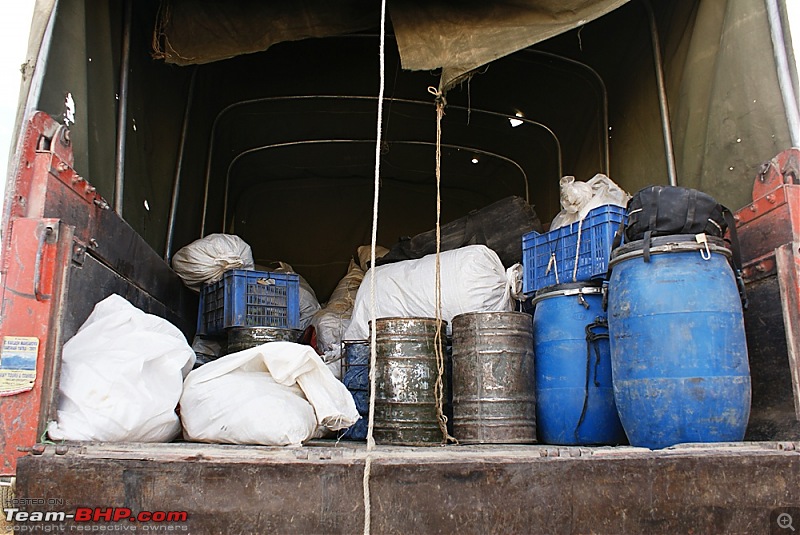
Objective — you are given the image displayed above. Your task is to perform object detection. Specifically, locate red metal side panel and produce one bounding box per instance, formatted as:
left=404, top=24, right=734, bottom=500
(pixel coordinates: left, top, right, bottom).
left=736, top=186, right=800, bottom=278
left=0, top=218, right=72, bottom=475
left=0, top=112, right=104, bottom=475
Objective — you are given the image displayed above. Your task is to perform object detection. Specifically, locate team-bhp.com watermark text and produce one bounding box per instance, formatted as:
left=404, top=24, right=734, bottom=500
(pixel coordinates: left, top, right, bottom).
left=4, top=503, right=189, bottom=532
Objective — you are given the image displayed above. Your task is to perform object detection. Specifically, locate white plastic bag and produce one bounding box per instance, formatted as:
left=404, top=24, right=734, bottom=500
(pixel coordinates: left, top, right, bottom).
left=180, top=341, right=359, bottom=445
left=550, top=174, right=630, bottom=230
left=47, top=294, right=195, bottom=442
left=172, top=233, right=254, bottom=291
left=344, top=245, right=520, bottom=340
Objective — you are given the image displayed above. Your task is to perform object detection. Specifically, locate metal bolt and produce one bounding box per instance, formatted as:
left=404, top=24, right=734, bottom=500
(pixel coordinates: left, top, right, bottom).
left=749, top=205, right=757, bottom=212
left=57, top=162, right=68, bottom=172
left=72, top=176, right=84, bottom=185
left=55, top=445, right=69, bottom=455
left=31, top=444, right=46, bottom=455
left=733, top=214, right=741, bottom=222
left=85, top=185, right=96, bottom=194
left=766, top=194, right=776, bottom=204
left=756, top=262, right=766, bottom=272
left=89, top=238, right=99, bottom=248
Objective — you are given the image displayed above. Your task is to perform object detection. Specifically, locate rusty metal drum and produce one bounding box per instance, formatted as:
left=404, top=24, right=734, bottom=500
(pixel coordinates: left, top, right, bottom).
left=374, top=317, right=448, bottom=445
left=451, top=311, right=536, bottom=444
left=226, top=326, right=302, bottom=353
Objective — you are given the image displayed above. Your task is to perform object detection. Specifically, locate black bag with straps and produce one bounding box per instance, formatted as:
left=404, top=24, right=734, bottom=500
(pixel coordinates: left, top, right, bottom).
left=625, top=185, right=728, bottom=243
left=618, top=185, right=747, bottom=308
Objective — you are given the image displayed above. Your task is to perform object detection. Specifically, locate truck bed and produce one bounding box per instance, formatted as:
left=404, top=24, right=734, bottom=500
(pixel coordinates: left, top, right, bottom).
left=14, top=440, right=800, bottom=534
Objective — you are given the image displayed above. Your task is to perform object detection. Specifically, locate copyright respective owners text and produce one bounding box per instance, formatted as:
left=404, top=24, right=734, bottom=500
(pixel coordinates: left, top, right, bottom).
left=772, top=507, right=800, bottom=535
left=2, top=497, right=190, bottom=533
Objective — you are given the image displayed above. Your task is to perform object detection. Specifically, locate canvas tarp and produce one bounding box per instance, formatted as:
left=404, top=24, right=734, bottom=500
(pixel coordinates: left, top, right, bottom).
left=152, top=0, right=630, bottom=90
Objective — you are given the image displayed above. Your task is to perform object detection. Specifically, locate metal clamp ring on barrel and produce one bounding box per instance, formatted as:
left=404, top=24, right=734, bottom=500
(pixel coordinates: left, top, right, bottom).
left=608, top=241, right=731, bottom=269
left=530, top=285, right=603, bottom=306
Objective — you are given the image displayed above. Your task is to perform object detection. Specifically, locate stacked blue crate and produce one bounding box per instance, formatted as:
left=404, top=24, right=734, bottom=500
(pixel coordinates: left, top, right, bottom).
left=522, top=205, right=626, bottom=295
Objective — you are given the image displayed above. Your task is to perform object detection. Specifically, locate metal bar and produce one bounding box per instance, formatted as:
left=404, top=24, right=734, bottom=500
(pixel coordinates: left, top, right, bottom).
left=643, top=0, right=678, bottom=187
left=113, top=0, right=132, bottom=216
left=200, top=95, right=562, bottom=236
left=523, top=49, right=610, bottom=175
left=765, top=0, right=800, bottom=147
left=5, top=0, right=60, bottom=230
left=220, top=139, right=529, bottom=232
left=164, top=67, right=198, bottom=262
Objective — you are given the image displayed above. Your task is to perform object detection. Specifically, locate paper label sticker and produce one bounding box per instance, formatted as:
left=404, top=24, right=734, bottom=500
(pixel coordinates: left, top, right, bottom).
left=0, top=336, right=39, bottom=395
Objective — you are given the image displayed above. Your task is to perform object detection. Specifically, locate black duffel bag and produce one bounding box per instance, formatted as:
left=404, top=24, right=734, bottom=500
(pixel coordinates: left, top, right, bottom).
left=619, top=185, right=746, bottom=307
left=625, top=185, right=728, bottom=243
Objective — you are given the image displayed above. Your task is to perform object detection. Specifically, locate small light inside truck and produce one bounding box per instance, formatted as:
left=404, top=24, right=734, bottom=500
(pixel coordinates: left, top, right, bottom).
left=509, top=112, right=524, bottom=128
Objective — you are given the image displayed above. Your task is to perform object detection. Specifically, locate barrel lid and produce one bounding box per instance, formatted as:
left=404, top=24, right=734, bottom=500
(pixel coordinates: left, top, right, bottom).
left=610, top=234, right=731, bottom=269
left=452, top=310, right=532, bottom=322
left=369, top=317, right=448, bottom=325
left=531, top=280, right=604, bottom=305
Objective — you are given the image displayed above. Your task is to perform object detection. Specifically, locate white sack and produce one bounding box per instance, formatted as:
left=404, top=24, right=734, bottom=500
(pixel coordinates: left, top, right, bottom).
left=258, top=262, right=321, bottom=330
left=344, top=245, right=520, bottom=340
left=550, top=174, right=630, bottom=230
left=47, top=294, right=195, bottom=442
left=312, top=258, right=363, bottom=361
left=311, top=245, right=389, bottom=378
left=172, top=233, right=254, bottom=291
left=180, top=341, right=359, bottom=445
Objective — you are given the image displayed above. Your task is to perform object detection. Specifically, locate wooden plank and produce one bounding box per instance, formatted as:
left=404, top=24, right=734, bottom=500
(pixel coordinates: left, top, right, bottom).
left=776, top=242, right=800, bottom=420
left=15, top=444, right=800, bottom=534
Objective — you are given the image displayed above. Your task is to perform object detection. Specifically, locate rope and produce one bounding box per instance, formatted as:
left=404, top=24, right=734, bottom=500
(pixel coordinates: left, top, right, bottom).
left=427, top=86, right=456, bottom=445
left=363, top=0, right=387, bottom=533
left=572, top=217, right=585, bottom=282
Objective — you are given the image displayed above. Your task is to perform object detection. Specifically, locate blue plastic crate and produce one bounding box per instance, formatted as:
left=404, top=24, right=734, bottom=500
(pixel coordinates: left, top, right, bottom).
left=522, top=204, right=626, bottom=295
left=197, top=269, right=301, bottom=336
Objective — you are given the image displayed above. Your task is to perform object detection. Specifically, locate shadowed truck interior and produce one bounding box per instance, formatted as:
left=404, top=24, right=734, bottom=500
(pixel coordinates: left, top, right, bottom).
left=26, top=0, right=792, bottom=305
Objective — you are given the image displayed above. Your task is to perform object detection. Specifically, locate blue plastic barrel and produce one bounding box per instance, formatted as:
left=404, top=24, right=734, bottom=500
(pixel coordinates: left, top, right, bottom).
left=532, top=282, right=627, bottom=445
left=607, top=235, right=751, bottom=449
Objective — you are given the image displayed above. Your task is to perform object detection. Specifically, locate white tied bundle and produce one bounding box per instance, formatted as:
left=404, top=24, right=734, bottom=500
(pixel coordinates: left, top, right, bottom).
left=344, top=245, right=521, bottom=340
left=48, top=294, right=195, bottom=442
left=180, top=341, right=359, bottom=445
left=171, top=233, right=254, bottom=291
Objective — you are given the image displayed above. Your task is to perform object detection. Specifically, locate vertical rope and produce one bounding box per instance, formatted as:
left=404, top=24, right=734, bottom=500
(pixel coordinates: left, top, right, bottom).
left=427, top=87, right=457, bottom=444
left=363, top=1, right=387, bottom=533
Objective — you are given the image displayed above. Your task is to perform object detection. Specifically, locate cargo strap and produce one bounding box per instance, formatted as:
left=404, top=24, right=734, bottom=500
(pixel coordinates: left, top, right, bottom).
left=575, top=318, right=608, bottom=440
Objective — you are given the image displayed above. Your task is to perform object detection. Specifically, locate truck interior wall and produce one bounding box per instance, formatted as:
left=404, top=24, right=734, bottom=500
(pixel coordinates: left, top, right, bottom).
left=19, top=0, right=796, bottom=304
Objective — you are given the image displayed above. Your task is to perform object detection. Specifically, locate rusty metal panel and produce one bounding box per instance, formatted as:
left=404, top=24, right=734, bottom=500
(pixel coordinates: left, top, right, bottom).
left=13, top=443, right=800, bottom=534
left=776, top=242, right=800, bottom=420
left=0, top=113, right=197, bottom=475
left=735, top=150, right=800, bottom=441
left=0, top=218, right=73, bottom=475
